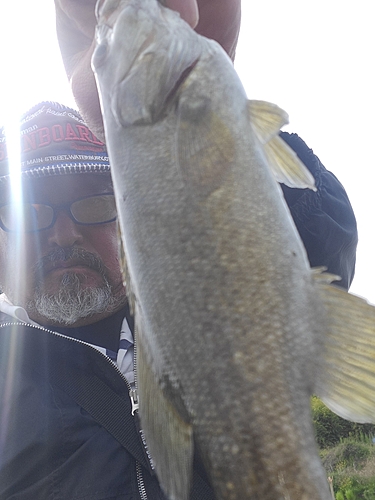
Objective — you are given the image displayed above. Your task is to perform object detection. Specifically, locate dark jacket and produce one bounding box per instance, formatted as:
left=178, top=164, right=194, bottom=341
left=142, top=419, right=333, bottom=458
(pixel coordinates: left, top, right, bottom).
left=0, top=133, right=358, bottom=499
left=280, top=132, right=357, bottom=290
left=0, top=316, right=215, bottom=500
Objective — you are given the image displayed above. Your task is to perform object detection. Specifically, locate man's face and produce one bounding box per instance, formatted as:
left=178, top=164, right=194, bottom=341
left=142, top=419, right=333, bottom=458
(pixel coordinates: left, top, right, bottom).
left=0, top=174, right=127, bottom=326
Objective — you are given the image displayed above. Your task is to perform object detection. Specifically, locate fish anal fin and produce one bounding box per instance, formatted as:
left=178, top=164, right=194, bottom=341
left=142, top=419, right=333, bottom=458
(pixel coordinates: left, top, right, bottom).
left=136, top=314, right=193, bottom=500
left=248, top=100, right=316, bottom=190
left=314, top=269, right=375, bottom=423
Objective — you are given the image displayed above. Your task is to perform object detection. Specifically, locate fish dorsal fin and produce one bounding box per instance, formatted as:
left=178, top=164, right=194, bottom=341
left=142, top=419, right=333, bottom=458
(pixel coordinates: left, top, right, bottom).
left=248, top=100, right=316, bottom=191
left=313, top=268, right=375, bottom=423
left=136, top=312, right=194, bottom=500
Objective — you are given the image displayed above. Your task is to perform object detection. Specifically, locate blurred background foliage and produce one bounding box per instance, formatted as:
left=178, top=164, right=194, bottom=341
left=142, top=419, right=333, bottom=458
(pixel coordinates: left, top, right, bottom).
left=312, top=396, right=375, bottom=499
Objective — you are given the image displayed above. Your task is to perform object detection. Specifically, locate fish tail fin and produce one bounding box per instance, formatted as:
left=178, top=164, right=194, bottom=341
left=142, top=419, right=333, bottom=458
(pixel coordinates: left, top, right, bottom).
left=248, top=100, right=316, bottom=190
left=313, top=268, right=375, bottom=423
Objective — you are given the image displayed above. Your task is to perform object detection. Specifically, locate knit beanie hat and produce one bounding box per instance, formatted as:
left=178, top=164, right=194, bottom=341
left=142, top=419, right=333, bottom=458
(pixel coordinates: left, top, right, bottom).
left=0, top=102, right=110, bottom=185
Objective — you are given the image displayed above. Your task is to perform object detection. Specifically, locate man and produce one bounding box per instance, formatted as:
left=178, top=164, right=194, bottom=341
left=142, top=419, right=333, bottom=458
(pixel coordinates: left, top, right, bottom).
left=0, top=103, right=144, bottom=499
left=0, top=100, right=357, bottom=499
left=0, top=2, right=358, bottom=498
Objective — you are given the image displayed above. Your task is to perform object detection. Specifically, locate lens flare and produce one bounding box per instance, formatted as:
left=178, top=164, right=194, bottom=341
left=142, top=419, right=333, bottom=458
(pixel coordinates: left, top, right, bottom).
left=0, top=114, right=27, bottom=451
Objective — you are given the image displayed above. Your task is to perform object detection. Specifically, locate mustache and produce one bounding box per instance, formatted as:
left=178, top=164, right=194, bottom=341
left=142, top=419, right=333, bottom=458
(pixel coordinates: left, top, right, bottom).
left=33, top=247, right=108, bottom=283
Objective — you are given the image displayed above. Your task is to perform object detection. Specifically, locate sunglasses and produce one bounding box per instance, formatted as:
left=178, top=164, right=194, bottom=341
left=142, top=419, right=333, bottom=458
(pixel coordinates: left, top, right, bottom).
left=0, top=193, right=117, bottom=233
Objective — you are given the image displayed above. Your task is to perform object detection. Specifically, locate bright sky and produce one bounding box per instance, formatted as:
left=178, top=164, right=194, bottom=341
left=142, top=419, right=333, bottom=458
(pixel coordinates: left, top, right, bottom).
left=0, top=1, right=374, bottom=303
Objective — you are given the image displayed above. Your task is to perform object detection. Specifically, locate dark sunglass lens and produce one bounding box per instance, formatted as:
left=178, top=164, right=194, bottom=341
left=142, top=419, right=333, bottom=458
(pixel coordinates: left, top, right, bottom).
left=0, top=204, right=53, bottom=231
left=31, top=205, right=54, bottom=230
left=71, top=195, right=117, bottom=224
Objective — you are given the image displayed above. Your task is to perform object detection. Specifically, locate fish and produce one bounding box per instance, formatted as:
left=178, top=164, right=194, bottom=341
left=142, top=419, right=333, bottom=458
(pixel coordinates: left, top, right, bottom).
left=91, top=1, right=375, bottom=499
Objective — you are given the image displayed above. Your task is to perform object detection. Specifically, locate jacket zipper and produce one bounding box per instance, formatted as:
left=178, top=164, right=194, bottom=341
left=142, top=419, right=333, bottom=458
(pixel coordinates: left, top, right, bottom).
left=130, top=326, right=140, bottom=414
left=136, top=461, right=149, bottom=500
left=0, top=320, right=150, bottom=500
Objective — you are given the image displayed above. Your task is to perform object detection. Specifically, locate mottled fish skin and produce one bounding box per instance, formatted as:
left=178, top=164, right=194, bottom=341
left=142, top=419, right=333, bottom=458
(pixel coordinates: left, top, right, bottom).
left=91, top=1, right=374, bottom=500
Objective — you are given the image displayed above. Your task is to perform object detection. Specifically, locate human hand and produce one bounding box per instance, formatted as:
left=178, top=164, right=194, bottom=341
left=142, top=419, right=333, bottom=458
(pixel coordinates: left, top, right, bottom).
left=54, top=0, right=241, bottom=140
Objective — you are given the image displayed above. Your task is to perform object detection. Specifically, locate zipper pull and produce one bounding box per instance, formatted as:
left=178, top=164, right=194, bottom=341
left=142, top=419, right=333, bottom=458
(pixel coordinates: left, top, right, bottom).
left=129, top=388, right=139, bottom=415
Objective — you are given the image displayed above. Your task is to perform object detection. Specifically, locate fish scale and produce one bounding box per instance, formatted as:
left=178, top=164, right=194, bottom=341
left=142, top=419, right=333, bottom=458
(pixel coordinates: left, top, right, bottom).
left=92, top=0, right=375, bottom=498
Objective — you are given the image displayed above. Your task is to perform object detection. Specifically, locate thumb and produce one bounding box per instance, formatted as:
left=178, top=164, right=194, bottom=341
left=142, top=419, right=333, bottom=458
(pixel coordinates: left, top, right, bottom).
left=165, top=0, right=199, bottom=28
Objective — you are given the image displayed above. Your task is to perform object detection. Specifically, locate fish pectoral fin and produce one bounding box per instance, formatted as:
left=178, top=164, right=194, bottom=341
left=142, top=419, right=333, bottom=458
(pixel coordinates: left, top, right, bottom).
left=177, top=97, right=238, bottom=195
left=264, top=134, right=316, bottom=190
left=314, top=270, right=375, bottom=423
left=137, top=317, right=193, bottom=500
left=248, top=100, right=289, bottom=143
left=248, top=100, right=316, bottom=190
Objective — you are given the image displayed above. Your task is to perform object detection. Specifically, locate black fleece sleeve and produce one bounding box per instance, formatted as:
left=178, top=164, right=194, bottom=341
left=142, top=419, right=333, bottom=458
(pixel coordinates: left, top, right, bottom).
left=280, top=132, right=357, bottom=290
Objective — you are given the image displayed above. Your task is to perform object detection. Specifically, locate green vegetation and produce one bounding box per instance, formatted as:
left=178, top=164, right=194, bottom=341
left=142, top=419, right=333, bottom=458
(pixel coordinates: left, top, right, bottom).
left=312, top=396, right=375, bottom=499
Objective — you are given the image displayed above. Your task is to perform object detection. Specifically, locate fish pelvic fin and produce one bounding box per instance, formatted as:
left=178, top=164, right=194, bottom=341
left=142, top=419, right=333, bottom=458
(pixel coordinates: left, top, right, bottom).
left=248, top=100, right=316, bottom=191
left=314, top=268, right=375, bottom=423
left=137, top=314, right=193, bottom=500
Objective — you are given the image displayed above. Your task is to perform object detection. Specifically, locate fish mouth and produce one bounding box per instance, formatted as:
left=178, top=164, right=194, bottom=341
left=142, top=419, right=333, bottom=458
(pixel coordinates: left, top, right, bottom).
left=95, top=0, right=122, bottom=24
left=95, top=0, right=106, bottom=20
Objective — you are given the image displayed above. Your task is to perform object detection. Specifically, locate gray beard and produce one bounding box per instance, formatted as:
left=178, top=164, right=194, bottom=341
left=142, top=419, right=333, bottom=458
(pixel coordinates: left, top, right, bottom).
left=24, top=247, right=124, bottom=326
left=27, top=271, right=122, bottom=326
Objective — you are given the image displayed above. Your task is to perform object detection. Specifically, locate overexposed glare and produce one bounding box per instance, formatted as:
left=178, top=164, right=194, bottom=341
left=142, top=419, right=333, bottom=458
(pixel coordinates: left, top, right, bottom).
left=5, top=120, right=22, bottom=204
left=0, top=0, right=75, bottom=118
left=0, top=1, right=374, bottom=303
left=0, top=0, right=74, bottom=197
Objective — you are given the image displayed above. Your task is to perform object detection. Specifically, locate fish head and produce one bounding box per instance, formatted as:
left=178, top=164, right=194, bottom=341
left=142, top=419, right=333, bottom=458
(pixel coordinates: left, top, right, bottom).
left=92, top=0, right=203, bottom=128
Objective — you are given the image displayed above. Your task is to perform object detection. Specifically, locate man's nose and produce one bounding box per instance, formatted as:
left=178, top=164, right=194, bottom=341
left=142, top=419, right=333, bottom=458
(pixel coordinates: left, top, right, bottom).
left=46, top=210, right=84, bottom=247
